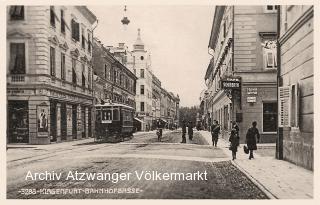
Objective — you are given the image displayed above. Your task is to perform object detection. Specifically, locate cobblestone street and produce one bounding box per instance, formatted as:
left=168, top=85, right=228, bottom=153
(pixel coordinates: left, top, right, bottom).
left=7, top=130, right=268, bottom=199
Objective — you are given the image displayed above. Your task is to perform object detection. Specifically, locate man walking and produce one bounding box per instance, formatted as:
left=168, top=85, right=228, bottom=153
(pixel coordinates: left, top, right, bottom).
left=245, top=121, right=260, bottom=159
left=211, top=120, right=220, bottom=147
left=188, top=121, right=193, bottom=140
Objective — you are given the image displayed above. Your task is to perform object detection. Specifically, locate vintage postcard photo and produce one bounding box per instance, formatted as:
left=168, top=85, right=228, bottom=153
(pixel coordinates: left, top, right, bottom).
left=5, top=1, right=315, bottom=200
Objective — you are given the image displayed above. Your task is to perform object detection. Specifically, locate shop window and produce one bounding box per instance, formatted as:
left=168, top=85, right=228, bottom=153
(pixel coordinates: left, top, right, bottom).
left=61, top=53, right=65, bottom=80
left=140, top=85, right=145, bottom=95
left=10, top=6, right=24, bottom=20
left=263, top=102, right=277, bottom=132
left=50, top=47, right=56, bottom=76
left=71, top=19, right=80, bottom=41
left=9, top=43, right=25, bottom=74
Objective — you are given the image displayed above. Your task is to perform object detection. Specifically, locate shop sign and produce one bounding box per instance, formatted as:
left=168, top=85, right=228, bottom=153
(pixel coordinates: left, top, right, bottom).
left=221, top=77, right=241, bottom=89
left=247, top=88, right=258, bottom=95
left=247, top=96, right=256, bottom=103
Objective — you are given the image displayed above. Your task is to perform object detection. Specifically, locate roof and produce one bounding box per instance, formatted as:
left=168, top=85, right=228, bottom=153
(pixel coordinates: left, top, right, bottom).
left=208, top=6, right=226, bottom=50
left=75, top=6, right=97, bottom=25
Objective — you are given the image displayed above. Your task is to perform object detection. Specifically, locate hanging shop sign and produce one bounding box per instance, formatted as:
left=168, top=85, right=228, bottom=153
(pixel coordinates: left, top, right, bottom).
left=221, top=77, right=241, bottom=89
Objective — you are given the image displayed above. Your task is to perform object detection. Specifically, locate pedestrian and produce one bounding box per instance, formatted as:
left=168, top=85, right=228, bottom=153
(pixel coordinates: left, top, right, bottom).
left=188, top=121, right=193, bottom=140
left=229, top=122, right=240, bottom=160
left=211, top=120, right=220, bottom=147
left=181, top=120, right=187, bottom=143
left=245, top=121, right=260, bottom=160
left=156, top=119, right=163, bottom=142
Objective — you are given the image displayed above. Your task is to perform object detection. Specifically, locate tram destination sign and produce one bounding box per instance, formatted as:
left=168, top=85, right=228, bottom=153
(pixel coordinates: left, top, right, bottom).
left=221, top=77, right=241, bottom=89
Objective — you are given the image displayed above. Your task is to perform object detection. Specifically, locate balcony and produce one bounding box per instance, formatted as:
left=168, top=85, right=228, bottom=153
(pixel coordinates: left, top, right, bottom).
left=10, top=75, right=25, bottom=83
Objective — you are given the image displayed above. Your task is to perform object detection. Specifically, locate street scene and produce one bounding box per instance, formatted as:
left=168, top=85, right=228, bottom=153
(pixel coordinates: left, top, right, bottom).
left=6, top=4, right=314, bottom=200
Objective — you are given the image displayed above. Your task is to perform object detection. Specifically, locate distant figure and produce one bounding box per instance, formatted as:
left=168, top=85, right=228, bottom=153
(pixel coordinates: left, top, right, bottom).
left=211, top=120, right=220, bottom=147
left=181, top=120, right=187, bottom=143
left=245, top=121, right=260, bottom=160
left=229, top=122, right=240, bottom=160
left=188, top=121, right=193, bottom=140
left=156, top=119, right=163, bottom=142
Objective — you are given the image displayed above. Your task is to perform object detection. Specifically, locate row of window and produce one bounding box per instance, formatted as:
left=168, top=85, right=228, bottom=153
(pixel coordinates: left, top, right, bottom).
left=9, top=6, right=92, bottom=54
left=103, top=64, right=135, bottom=93
left=50, top=46, right=91, bottom=88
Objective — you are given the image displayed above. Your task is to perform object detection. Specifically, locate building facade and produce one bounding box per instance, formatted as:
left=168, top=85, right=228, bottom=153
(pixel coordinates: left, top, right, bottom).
left=7, top=6, right=97, bottom=144
left=151, top=73, right=162, bottom=128
left=278, top=6, right=313, bottom=170
left=130, top=29, right=153, bottom=131
left=92, top=38, right=136, bottom=109
left=205, top=6, right=278, bottom=143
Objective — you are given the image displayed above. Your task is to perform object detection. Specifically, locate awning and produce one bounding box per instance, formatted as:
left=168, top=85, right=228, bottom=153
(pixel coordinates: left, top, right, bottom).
left=134, top=117, right=144, bottom=123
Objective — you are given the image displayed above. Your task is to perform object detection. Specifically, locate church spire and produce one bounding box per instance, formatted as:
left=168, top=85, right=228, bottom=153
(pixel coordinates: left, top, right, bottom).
left=133, top=28, right=145, bottom=51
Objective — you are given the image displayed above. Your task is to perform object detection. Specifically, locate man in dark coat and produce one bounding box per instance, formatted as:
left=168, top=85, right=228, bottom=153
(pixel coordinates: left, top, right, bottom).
left=211, top=120, right=220, bottom=147
left=181, top=120, right=186, bottom=143
left=188, top=121, right=193, bottom=140
left=229, top=122, right=240, bottom=160
left=245, top=121, right=260, bottom=159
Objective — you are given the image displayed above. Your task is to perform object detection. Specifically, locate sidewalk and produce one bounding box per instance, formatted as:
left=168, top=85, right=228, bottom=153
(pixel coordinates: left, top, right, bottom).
left=199, top=131, right=313, bottom=199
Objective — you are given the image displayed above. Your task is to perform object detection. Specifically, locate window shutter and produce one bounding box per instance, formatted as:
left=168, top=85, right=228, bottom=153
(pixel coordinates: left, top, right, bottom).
left=278, top=86, right=291, bottom=127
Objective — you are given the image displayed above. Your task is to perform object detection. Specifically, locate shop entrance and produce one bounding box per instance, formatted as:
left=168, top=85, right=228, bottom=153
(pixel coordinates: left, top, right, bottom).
left=81, top=106, right=86, bottom=138
left=50, top=101, right=57, bottom=142
left=7, top=100, right=29, bottom=143
left=60, top=103, right=67, bottom=140
left=72, top=105, right=77, bottom=139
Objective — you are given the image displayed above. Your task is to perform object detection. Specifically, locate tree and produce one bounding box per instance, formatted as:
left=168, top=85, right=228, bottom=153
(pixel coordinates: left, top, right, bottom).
left=179, top=106, right=200, bottom=126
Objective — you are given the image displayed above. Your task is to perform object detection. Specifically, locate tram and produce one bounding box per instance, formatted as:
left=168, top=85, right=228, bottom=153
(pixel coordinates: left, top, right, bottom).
left=95, top=103, right=135, bottom=143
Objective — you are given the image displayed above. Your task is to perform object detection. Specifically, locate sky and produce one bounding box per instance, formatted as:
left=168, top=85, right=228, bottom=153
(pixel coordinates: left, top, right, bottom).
left=89, top=5, right=214, bottom=107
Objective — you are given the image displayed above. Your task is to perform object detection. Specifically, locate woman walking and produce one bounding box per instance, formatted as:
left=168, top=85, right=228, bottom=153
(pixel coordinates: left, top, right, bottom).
left=245, top=121, right=260, bottom=160
left=229, top=122, right=240, bottom=160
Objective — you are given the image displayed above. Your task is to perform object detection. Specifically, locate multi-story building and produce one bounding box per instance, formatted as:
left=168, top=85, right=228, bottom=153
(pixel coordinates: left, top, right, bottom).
left=160, top=88, right=180, bottom=128
left=205, top=6, right=278, bottom=143
left=131, top=29, right=153, bottom=131
left=278, top=6, right=313, bottom=170
left=92, top=38, right=136, bottom=109
left=7, top=6, right=97, bottom=144
left=151, top=73, right=162, bottom=128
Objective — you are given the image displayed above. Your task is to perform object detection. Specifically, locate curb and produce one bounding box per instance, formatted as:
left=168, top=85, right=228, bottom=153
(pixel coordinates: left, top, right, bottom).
left=231, top=160, right=277, bottom=199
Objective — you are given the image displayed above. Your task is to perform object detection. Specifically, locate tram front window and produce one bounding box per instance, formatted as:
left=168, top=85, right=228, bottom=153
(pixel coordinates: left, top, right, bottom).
left=102, top=109, right=112, bottom=121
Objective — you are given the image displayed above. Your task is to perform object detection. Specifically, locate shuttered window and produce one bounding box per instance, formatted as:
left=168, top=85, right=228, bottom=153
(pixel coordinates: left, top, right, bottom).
left=71, top=19, right=80, bottom=41
left=10, top=6, right=24, bottom=20
left=9, top=43, right=25, bottom=74
left=278, top=86, right=290, bottom=127
left=72, top=59, right=77, bottom=84
left=50, top=47, right=55, bottom=76
left=290, top=84, right=300, bottom=128
left=61, top=53, right=66, bottom=80
left=82, top=64, right=86, bottom=87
